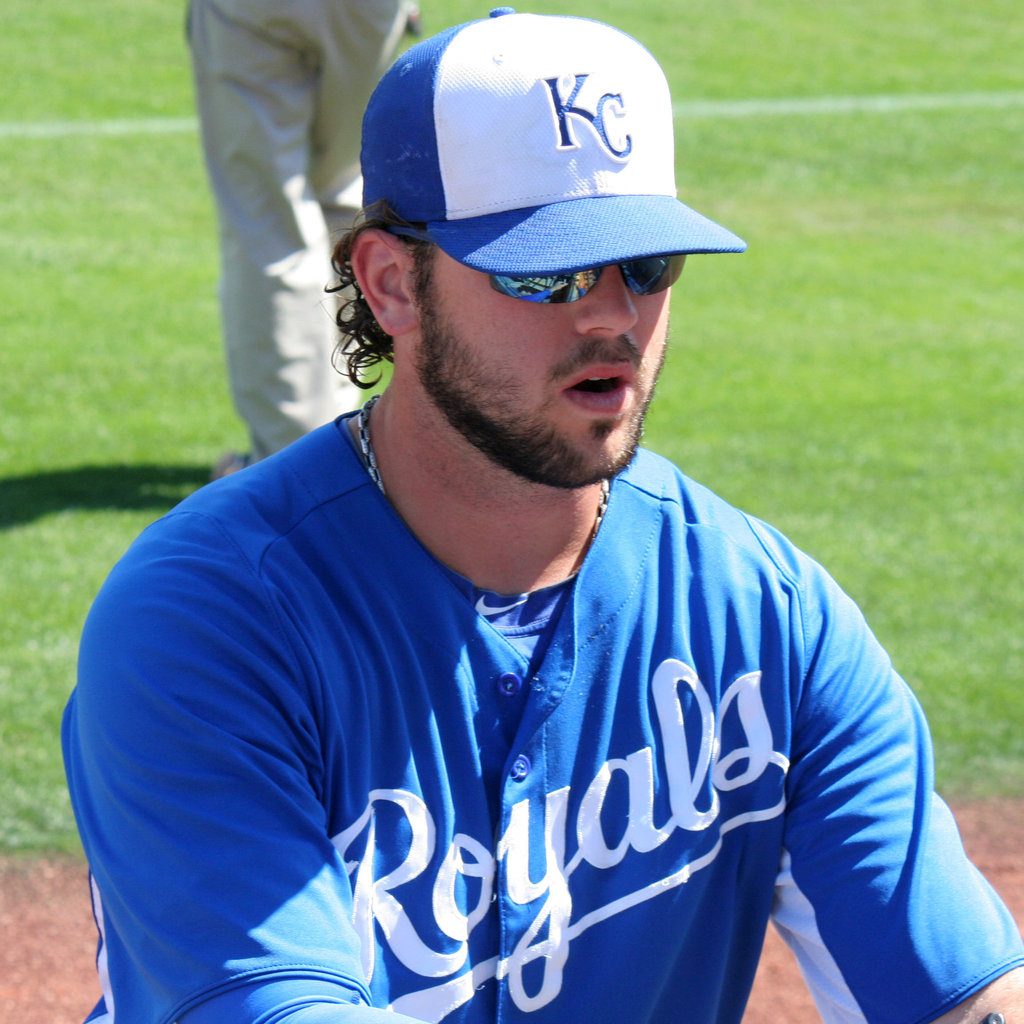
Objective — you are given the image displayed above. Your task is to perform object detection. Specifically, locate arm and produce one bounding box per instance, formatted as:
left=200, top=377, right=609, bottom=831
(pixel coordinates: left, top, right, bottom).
left=931, top=969, right=1024, bottom=1024
left=177, top=979, right=427, bottom=1024
left=63, top=511, right=374, bottom=1022
left=754, top=520, right=1024, bottom=1024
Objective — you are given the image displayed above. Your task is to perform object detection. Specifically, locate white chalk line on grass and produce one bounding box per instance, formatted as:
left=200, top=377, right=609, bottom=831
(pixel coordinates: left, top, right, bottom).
left=1, top=91, right=1023, bottom=140
left=0, top=116, right=198, bottom=139
left=672, top=90, right=1024, bottom=118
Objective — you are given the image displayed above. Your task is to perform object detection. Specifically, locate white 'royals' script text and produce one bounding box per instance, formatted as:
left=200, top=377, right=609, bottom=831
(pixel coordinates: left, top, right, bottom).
left=332, top=659, right=789, bottom=1022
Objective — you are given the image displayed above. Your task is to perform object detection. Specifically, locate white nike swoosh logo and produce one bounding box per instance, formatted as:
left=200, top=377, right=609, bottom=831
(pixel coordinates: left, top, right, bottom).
left=475, top=595, right=529, bottom=616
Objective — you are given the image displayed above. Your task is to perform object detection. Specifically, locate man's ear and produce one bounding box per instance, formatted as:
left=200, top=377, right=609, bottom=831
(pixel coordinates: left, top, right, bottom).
left=351, top=229, right=422, bottom=338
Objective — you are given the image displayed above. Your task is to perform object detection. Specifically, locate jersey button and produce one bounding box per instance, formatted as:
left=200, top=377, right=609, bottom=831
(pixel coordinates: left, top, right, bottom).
left=496, top=671, right=523, bottom=697
left=509, top=754, right=531, bottom=781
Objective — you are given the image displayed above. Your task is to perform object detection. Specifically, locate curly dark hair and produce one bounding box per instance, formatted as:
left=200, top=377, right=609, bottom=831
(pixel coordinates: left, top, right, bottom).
left=328, top=201, right=435, bottom=389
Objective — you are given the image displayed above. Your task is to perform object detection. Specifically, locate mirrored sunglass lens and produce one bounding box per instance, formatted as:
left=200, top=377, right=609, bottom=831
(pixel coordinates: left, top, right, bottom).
left=550, top=268, right=603, bottom=303
left=489, top=273, right=567, bottom=302
left=490, top=257, right=683, bottom=304
left=620, top=255, right=685, bottom=295
left=490, top=268, right=603, bottom=303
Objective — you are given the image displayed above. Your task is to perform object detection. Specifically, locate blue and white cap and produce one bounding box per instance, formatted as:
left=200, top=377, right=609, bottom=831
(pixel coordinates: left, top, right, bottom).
left=361, top=7, right=746, bottom=275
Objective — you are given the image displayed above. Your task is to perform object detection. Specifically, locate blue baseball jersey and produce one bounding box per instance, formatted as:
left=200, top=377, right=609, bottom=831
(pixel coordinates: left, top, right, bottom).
left=62, top=416, right=1023, bottom=1024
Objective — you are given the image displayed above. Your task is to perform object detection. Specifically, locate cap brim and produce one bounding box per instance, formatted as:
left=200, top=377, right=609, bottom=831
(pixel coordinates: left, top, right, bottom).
left=425, top=194, right=746, bottom=275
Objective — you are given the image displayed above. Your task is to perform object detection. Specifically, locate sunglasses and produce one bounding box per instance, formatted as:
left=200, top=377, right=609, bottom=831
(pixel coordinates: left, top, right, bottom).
left=488, top=254, right=686, bottom=304
left=385, top=226, right=685, bottom=306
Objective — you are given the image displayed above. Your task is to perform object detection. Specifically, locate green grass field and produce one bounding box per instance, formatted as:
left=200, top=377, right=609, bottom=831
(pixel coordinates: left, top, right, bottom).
left=1, top=0, right=1022, bottom=853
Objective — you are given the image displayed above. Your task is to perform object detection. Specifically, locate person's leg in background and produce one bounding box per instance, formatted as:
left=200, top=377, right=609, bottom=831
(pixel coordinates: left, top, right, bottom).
left=187, top=0, right=408, bottom=475
left=311, top=0, right=411, bottom=413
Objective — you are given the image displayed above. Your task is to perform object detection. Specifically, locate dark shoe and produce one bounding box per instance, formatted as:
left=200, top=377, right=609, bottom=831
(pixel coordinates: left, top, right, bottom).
left=405, top=4, right=422, bottom=36
left=210, top=451, right=252, bottom=481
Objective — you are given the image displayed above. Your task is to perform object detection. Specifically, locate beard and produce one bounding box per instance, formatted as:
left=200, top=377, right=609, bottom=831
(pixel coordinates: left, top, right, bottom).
left=413, top=295, right=664, bottom=490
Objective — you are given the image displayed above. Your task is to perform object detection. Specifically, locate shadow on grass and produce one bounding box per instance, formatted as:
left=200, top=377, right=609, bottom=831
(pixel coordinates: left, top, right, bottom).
left=0, top=464, right=210, bottom=530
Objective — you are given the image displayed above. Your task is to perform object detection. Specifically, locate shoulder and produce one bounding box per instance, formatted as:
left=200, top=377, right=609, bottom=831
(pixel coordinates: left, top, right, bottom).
left=616, top=448, right=813, bottom=585
left=80, top=419, right=383, bottom=652
left=606, top=449, right=872, bottom=665
left=73, top=420, right=381, bottom=726
left=112, top=418, right=377, bottom=580
left=175, top=417, right=369, bottom=549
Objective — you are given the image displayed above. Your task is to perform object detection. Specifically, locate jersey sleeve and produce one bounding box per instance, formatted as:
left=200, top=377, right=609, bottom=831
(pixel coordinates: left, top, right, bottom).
left=62, top=510, right=379, bottom=1023
left=769, top=536, right=1024, bottom=1024
left=178, top=978, right=424, bottom=1024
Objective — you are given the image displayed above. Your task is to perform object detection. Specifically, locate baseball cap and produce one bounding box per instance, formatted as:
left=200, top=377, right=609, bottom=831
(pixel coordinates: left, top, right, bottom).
left=361, top=7, right=746, bottom=275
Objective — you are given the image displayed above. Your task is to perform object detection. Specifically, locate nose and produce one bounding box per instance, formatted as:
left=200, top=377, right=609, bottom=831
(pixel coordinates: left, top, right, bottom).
left=570, top=265, right=639, bottom=335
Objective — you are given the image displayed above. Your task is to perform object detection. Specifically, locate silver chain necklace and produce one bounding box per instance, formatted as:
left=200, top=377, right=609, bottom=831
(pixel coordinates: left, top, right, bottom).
left=356, top=393, right=610, bottom=530
left=357, top=394, right=385, bottom=494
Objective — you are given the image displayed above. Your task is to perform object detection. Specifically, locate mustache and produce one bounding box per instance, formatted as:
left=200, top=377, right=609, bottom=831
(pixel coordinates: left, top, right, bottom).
left=548, top=334, right=641, bottom=382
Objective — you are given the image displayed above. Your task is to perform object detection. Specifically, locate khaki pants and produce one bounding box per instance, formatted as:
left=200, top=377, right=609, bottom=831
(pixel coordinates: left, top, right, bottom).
left=188, top=0, right=408, bottom=460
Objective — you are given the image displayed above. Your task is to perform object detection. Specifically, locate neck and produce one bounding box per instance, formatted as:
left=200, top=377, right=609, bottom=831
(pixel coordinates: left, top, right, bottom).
left=353, top=391, right=608, bottom=593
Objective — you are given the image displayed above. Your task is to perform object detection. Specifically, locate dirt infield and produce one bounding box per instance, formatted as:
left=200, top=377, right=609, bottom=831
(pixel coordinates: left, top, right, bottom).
left=3, top=799, right=1021, bottom=1024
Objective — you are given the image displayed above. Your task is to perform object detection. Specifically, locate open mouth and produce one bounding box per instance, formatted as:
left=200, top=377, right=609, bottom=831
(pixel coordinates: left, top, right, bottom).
left=572, top=376, right=621, bottom=394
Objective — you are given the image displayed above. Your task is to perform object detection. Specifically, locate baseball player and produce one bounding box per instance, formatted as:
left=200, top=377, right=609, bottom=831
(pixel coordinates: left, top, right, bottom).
left=63, top=9, right=1024, bottom=1024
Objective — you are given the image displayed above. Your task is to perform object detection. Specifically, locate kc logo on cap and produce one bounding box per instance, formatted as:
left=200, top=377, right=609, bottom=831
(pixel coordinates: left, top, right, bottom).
left=544, top=73, right=632, bottom=160
left=432, top=15, right=674, bottom=222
